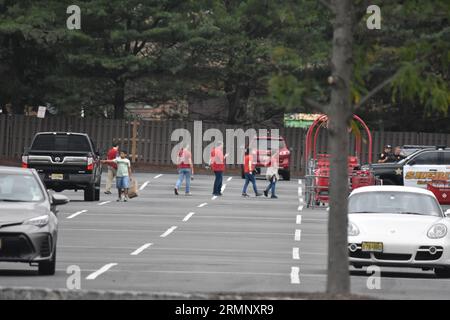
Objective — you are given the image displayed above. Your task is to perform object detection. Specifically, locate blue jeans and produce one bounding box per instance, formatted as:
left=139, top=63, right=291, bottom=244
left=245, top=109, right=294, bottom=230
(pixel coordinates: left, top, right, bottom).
left=176, top=168, right=191, bottom=193
left=242, top=173, right=258, bottom=194
left=213, top=171, right=223, bottom=195
left=116, top=176, right=129, bottom=189
left=266, top=178, right=276, bottom=196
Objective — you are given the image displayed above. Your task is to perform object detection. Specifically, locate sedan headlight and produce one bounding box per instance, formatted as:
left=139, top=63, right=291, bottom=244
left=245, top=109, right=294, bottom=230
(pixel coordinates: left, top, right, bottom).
left=427, top=224, right=448, bottom=239
left=348, top=222, right=360, bottom=236
left=24, top=215, right=49, bottom=227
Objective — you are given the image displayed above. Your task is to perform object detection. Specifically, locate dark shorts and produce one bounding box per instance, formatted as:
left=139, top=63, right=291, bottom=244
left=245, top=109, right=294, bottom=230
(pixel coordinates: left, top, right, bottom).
left=116, top=176, right=130, bottom=189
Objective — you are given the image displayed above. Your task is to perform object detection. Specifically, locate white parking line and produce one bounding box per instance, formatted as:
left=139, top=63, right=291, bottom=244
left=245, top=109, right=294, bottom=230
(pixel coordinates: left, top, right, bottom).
left=67, top=210, right=87, bottom=219
left=227, top=177, right=233, bottom=182
left=160, top=226, right=177, bottom=237
left=290, top=267, right=300, bottom=284
left=211, top=196, right=217, bottom=200
left=198, top=202, right=208, bottom=208
left=98, top=201, right=111, bottom=206
left=298, top=187, right=302, bottom=197
left=130, top=243, right=153, bottom=256
left=183, top=212, right=196, bottom=222
left=139, top=181, right=150, bottom=191
left=293, top=248, right=300, bottom=260
left=297, top=205, right=304, bottom=211
left=298, top=179, right=302, bottom=185
left=295, top=229, right=302, bottom=241
left=221, top=184, right=227, bottom=193
left=86, top=263, right=117, bottom=280
left=154, top=174, right=163, bottom=179
left=296, top=215, right=302, bottom=224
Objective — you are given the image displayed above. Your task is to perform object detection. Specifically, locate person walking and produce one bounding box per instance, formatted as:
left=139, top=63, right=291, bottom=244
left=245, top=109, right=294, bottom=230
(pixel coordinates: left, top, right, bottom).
left=174, top=144, right=194, bottom=196
left=242, top=148, right=262, bottom=197
left=104, top=142, right=119, bottom=194
left=102, top=150, right=132, bottom=202
left=209, top=141, right=227, bottom=196
left=264, top=149, right=280, bottom=199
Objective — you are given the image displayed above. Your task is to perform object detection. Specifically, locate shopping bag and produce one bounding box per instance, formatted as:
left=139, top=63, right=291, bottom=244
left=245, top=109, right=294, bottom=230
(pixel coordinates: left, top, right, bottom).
left=129, top=178, right=139, bottom=198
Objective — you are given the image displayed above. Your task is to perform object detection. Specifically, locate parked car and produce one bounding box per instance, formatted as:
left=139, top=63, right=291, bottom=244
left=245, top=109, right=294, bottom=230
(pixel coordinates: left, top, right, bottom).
left=242, top=136, right=291, bottom=180
left=22, top=132, right=102, bottom=201
left=0, top=166, right=69, bottom=275
left=348, top=185, right=450, bottom=277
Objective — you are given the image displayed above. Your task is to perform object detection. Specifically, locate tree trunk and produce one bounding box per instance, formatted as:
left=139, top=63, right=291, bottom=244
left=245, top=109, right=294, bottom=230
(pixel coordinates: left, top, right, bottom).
left=225, top=81, right=250, bottom=124
left=113, top=80, right=125, bottom=119
left=326, top=0, right=354, bottom=295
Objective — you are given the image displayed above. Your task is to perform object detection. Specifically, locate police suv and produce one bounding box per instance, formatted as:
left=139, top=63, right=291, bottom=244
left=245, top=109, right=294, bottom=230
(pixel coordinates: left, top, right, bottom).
left=364, top=146, right=450, bottom=188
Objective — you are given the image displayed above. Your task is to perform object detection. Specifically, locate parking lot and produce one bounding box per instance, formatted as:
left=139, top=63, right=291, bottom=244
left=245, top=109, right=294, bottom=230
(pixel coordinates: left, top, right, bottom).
left=1, top=171, right=449, bottom=299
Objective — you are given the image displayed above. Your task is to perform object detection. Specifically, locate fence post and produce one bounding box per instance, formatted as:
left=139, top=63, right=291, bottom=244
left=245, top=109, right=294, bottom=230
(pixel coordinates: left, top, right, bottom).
left=131, top=120, right=139, bottom=163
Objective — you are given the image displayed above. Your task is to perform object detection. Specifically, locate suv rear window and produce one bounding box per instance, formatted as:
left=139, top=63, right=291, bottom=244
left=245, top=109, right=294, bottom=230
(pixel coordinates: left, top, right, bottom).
left=31, top=134, right=91, bottom=152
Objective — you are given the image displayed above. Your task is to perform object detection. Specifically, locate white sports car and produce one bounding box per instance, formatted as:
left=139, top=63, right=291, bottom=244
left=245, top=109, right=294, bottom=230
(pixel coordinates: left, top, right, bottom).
left=348, top=186, right=450, bottom=277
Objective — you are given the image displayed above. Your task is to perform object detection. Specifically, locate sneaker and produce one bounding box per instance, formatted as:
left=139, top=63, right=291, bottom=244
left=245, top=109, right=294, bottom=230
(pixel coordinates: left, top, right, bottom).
left=263, top=190, right=268, bottom=197
left=242, top=193, right=250, bottom=197
left=116, top=198, right=121, bottom=202
left=185, top=192, right=192, bottom=196
left=271, top=195, right=278, bottom=199
left=104, top=191, right=112, bottom=195
left=255, top=192, right=263, bottom=197
left=174, top=188, right=179, bottom=195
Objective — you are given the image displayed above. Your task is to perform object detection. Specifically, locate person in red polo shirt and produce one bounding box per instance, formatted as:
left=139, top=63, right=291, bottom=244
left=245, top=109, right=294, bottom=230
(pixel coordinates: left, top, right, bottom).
left=242, top=148, right=262, bottom=197
left=104, top=141, right=119, bottom=194
left=209, top=141, right=227, bottom=196
left=174, top=144, right=194, bottom=196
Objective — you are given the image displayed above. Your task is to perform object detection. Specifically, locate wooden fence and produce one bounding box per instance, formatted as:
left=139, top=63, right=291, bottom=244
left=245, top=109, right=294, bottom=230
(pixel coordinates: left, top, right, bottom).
left=1, top=115, right=450, bottom=173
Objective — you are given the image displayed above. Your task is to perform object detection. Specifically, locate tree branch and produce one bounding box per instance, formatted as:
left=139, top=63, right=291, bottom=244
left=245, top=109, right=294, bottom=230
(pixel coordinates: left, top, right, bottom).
left=355, top=73, right=397, bottom=109
left=304, top=97, right=328, bottom=113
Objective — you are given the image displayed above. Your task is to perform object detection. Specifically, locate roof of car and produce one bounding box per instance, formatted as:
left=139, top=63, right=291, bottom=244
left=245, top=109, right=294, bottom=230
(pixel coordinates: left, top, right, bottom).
left=35, top=132, right=88, bottom=136
left=350, top=185, right=436, bottom=197
left=0, top=166, right=34, bottom=175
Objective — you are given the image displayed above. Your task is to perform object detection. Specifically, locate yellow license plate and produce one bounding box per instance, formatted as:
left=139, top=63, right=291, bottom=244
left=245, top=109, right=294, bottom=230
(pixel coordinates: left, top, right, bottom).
left=361, top=242, right=383, bottom=252
left=51, top=174, right=63, bottom=180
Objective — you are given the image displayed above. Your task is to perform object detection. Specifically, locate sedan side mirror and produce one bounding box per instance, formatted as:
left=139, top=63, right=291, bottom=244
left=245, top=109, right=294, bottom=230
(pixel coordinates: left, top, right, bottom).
left=52, top=194, right=69, bottom=206
left=445, top=209, right=450, bottom=218
left=407, top=160, right=416, bottom=166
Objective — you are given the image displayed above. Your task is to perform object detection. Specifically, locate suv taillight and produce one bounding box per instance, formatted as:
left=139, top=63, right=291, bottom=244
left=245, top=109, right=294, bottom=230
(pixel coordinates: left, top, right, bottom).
left=279, top=150, right=290, bottom=156
left=22, top=155, right=28, bottom=168
left=87, top=157, right=94, bottom=171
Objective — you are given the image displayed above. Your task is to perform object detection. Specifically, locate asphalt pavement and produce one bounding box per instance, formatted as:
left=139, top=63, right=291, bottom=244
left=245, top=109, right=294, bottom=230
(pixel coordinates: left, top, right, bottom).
left=1, top=171, right=449, bottom=299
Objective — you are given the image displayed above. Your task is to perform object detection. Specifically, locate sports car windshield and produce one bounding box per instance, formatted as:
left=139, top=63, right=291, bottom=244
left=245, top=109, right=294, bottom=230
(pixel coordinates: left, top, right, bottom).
left=0, top=173, right=44, bottom=202
left=349, top=191, right=442, bottom=217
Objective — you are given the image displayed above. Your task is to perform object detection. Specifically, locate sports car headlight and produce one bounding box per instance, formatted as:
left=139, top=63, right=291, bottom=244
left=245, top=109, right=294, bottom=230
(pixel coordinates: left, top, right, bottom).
left=348, top=222, right=360, bottom=236
left=24, top=215, right=49, bottom=227
left=427, top=224, right=447, bottom=239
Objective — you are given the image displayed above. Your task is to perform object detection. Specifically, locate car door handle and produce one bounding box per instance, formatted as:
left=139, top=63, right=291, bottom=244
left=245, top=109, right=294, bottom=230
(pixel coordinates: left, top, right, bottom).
left=429, top=169, right=438, bottom=172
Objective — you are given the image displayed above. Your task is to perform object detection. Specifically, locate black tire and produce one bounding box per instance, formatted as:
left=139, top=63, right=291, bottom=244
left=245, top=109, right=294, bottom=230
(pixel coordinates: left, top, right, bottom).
left=382, top=179, right=395, bottom=185
left=282, top=170, right=290, bottom=181
left=434, top=267, right=450, bottom=278
left=94, top=179, right=101, bottom=201
left=84, top=184, right=95, bottom=201
left=38, top=251, right=56, bottom=276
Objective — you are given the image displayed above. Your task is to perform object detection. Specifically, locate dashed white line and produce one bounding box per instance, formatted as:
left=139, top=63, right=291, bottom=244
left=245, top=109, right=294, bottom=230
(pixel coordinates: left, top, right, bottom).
left=98, top=201, right=111, bottom=206
left=221, top=184, right=227, bottom=193
left=295, top=229, right=302, bottom=241
left=67, top=210, right=87, bottom=219
left=293, top=248, right=300, bottom=260
left=160, top=226, right=177, bottom=238
left=298, top=179, right=302, bottom=185
left=297, top=205, right=304, bottom=211
left=298, top=187, right=302, bottom=197
left=86, top=263, right=117, bottom=280
left=198, top=202, right=208, bottom=208
left=139, top=181, right=150, bottom=191
left=227, top=177, right=233, bottom=182
left=130, top=243, right=153, bottom=256
left=290, top=267, right=300, bottom=284
left=183, top=212, right=196, bottom=222
left=154, top=174, right=163, bottom=179
left=296, top=215, right=302, bottom=224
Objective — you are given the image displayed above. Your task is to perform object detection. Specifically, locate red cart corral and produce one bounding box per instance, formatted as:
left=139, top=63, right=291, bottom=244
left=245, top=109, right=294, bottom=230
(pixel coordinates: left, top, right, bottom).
left=427, top=180, right=450, bottom=205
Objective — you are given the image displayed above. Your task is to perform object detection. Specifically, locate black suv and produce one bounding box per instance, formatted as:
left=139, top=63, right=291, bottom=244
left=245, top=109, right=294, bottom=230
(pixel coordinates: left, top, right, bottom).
left=365, top=146, right=450, bottom=186
left=22, top=132, right=102, bottom=201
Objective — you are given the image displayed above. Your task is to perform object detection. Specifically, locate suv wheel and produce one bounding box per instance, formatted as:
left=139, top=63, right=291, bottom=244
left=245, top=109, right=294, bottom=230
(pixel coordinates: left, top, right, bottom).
left=38, top=250, right=56, bottom=276
left=434, top=267, right=450, bottom=278
left=94, top=180, right=101, bottom=201
left=281, top=170, right=291, bottom=181
left=84, top=184, right=96, bottom=201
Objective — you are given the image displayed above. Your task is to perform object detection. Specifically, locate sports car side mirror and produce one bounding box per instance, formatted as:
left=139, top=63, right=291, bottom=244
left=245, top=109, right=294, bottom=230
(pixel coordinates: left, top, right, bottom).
left=52, top=194, right=69, bottom=206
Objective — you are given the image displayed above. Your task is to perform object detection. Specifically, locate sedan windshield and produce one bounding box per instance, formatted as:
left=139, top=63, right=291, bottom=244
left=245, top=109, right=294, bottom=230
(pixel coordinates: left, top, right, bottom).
left=0, top=173, right=44, bottom=202
left=349, top=191, right=442, bottom=217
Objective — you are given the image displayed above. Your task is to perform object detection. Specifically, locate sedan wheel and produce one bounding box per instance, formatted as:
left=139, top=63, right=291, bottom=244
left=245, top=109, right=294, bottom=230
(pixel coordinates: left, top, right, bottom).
left=434, top=267, right=450, bottom=278
left=38, top=250, right=56, bottom=276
